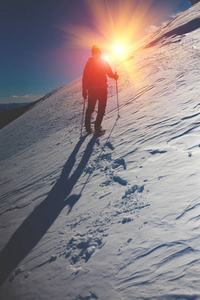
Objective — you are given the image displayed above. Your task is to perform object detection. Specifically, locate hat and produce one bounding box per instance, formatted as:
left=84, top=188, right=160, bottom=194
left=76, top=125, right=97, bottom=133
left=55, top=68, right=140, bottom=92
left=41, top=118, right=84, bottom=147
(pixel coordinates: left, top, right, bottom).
left=91, top=45, right=102, bottom=56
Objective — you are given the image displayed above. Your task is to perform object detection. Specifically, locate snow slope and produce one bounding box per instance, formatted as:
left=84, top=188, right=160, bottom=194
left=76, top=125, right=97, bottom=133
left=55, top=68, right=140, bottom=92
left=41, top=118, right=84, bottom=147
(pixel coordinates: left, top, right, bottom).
left=0, top=3, right=200, bottom=299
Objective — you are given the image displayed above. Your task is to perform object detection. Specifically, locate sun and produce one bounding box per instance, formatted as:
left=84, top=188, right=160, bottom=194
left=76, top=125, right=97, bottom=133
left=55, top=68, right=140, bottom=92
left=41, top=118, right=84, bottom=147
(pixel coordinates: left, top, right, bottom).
left=102, top=43, right=128, bottom=62
left=114, top=44, right=124, bottom=55
left=109, top=43, right=129, bottom=61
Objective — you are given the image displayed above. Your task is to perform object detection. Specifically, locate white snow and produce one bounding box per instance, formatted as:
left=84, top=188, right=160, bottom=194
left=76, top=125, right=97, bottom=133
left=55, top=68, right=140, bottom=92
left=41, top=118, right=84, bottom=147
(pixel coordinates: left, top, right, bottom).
left=0, top=3, right=200, bottom=299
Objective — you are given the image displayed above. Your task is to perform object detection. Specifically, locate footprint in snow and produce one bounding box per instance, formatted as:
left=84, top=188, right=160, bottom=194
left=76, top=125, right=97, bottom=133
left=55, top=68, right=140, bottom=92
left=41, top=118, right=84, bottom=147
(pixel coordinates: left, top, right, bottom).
left=113, top=176, right=128, bottom=186
left=122, top=185, right=144, bottom=199
left=65, top=235, right=104, bottom=266
left=149, top=149, right=167, bottom=155
left=75, top=292, right=98, bottom=300
left=147, top=149, right=167, bottom=161
left=105, top=141, right=115, bottom=150
left=112, top=158, right=126, bottom=170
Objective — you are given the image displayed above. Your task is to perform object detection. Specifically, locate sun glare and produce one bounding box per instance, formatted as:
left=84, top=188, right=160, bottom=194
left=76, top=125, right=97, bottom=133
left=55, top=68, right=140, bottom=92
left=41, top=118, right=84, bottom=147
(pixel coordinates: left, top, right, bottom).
left=59, top=0, right=162, bottom=61
left=56, top=0, right=175, bottom=104
left=114, top=44, right=124, bottom=55
left=58, top=0, right=173, bottom=67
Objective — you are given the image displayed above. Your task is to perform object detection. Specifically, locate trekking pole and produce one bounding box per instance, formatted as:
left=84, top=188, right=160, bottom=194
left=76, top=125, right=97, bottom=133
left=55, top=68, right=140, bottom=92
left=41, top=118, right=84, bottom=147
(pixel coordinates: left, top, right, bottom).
left=115, top=76, right=120, bottom=118
left=80, top=97, right=86, bottom=137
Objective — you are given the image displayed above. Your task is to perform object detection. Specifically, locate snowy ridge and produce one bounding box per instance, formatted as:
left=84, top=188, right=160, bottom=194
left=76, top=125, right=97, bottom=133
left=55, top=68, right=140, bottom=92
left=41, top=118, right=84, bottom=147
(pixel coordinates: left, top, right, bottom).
left=0, top=4, right=200, bottom=299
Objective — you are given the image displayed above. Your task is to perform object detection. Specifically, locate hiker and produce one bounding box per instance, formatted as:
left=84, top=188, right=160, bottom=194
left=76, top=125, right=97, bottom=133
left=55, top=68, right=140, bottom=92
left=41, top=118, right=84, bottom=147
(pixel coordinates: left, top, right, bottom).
left=82, top=45, right=119, bottom=135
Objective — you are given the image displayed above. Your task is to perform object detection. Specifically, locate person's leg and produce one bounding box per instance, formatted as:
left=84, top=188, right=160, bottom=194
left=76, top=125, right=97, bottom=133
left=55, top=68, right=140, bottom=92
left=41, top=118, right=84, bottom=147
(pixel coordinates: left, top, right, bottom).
left=95, top=88, right=107, bottom=132
left=85, top=91, right=97, bottom=132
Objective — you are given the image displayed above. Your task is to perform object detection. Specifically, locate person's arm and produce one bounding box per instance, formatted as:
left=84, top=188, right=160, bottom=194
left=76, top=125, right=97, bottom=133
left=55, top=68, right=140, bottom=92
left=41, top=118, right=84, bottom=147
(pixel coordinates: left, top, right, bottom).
left=82, top=62, right=89, bottom=99
left=105, top=61, right=119, bottom=80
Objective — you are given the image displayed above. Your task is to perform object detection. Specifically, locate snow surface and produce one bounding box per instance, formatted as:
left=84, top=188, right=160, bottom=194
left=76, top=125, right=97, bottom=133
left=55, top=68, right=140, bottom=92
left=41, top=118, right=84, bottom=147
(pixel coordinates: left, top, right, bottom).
left=0, top=4, right=200, bottom=300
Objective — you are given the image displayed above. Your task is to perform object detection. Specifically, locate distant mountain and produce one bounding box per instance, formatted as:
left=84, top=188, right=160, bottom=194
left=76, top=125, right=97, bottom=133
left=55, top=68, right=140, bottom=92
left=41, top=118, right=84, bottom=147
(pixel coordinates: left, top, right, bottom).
left=0, top=103, right=33, bottom=112
left=0, top=89, right=62, bottom=130
left=0, top=101, right=38, bottom=129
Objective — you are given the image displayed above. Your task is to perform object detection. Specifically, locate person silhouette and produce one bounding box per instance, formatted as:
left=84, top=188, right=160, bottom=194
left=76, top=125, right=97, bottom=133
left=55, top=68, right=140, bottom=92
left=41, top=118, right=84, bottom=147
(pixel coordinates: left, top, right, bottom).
left=82, top=45, right=119, bottom=135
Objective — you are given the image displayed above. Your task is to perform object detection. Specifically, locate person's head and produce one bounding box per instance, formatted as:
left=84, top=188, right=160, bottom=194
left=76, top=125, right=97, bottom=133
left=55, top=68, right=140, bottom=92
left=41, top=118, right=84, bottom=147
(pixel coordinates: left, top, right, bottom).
left=91, top=45, right=102, bottom=59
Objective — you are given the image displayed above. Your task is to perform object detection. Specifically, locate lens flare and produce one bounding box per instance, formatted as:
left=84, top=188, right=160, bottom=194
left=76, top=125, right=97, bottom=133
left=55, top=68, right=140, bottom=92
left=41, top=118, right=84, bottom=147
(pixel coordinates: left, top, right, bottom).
left=114, top=44, right=124, bottom=55
left=57, top=0, right=176, bottom=91
left=57, top=0, right=176, bottom=60
left=58, top=0, right=170, bottom=61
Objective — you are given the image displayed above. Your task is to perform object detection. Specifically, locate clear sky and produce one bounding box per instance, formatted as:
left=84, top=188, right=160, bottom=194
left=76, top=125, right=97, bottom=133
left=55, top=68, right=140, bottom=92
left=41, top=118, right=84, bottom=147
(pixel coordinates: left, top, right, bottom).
left=1, top=0, right=191, bottom=104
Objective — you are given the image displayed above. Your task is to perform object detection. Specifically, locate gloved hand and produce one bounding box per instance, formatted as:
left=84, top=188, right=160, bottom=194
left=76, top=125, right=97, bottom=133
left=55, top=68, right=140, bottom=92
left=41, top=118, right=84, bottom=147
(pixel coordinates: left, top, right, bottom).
left=82, top=90, right=87, bottom=99
left=113, top=72, right=119, bottom=81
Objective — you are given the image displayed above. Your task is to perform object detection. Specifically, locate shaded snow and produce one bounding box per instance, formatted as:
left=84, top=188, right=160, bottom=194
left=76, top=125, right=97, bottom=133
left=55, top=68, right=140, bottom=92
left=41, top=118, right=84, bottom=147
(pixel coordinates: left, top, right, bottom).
left=0, top=3, right=200, bottom=300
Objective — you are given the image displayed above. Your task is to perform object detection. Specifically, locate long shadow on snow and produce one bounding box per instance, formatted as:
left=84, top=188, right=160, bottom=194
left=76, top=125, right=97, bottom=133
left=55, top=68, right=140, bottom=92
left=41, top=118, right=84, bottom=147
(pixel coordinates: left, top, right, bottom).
left=0, top=134, right=97, bottom=285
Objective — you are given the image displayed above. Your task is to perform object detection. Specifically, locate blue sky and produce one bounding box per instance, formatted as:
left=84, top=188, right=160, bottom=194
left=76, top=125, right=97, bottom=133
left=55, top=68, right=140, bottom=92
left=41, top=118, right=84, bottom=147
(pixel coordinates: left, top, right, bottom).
left=0, top=0, right=191, bottom=103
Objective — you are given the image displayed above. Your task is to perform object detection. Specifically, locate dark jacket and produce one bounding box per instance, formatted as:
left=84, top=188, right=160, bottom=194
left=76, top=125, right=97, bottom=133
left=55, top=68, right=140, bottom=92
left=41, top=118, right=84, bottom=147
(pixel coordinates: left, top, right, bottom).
left=82, top=57, right=115, bottom=94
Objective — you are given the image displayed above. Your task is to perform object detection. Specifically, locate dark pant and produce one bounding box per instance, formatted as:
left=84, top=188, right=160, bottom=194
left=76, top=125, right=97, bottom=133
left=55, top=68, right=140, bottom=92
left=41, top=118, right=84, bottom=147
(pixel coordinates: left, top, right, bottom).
left=85, top=87, right=107, bottom=130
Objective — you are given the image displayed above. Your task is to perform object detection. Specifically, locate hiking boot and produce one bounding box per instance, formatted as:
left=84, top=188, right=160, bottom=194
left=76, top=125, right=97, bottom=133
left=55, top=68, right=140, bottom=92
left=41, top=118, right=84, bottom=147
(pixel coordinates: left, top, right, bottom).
left=85, top=126, right=93, bottom=134
left=95, top=126, right=105, bottom=136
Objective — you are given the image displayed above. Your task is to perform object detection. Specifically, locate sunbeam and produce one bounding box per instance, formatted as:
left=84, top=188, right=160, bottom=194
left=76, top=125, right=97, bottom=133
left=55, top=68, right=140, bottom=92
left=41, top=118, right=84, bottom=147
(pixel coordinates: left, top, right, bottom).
left=57, top=0, right=171, bottom=62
